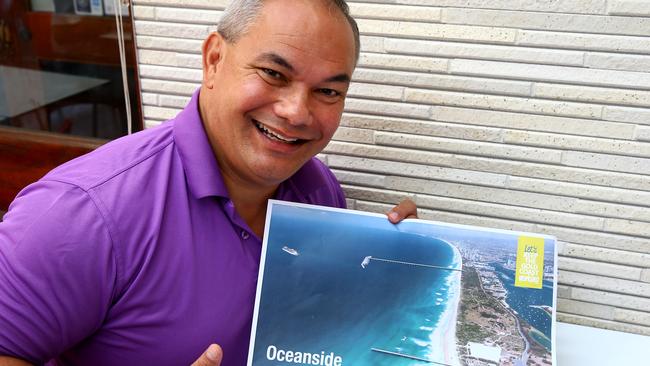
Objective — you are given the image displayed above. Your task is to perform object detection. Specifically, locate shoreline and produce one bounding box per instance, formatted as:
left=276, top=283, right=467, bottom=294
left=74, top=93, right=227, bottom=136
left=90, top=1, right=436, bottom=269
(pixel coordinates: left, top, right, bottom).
left=426, top=240, right=462, bottom=366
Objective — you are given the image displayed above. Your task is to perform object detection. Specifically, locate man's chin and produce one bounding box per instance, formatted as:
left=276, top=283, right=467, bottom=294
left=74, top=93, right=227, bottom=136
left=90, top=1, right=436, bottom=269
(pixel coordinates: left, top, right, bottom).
left=252, top=161, right=306, bottom=186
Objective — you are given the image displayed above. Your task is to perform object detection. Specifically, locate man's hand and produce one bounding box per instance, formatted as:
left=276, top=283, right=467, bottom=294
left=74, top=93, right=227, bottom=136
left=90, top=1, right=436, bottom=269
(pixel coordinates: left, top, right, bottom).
left=386, top=198, right=418, bottom=224
left=191, top=344, right=223, bottom=366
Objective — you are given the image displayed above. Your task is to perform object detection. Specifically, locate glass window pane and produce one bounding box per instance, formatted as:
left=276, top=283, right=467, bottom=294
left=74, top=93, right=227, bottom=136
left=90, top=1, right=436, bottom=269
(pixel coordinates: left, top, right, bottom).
left=0, top=0, right=141, bottom=211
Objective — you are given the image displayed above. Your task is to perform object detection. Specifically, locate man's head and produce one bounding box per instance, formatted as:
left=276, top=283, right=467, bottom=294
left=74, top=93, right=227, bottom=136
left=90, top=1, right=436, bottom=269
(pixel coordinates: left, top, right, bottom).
left=199, top=0, right=358, bottom=193
left=217, top=0, right=360, bottom=65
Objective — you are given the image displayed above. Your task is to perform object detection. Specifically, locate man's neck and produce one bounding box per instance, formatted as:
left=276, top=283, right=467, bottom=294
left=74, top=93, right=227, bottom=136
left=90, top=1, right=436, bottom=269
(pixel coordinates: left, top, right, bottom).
left=221, top=172, right=277, bottom=238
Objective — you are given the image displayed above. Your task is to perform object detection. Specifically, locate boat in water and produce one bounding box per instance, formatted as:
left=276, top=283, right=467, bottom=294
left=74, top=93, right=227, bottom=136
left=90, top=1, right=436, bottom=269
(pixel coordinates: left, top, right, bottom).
left=282, top=246, right=299, bottom=256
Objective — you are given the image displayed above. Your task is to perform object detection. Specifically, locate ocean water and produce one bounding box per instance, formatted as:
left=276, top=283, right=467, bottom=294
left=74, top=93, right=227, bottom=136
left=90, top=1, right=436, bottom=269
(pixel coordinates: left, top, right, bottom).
left=252, top=205, right=461, bottom=365
left=493, top=264, right=554, bottom=349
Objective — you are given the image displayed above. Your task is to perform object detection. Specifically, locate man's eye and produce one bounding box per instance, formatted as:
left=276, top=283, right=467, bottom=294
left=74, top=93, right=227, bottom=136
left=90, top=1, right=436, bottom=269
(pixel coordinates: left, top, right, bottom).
left=262, top=68, right=282, bottom=79
left=318, top=88, right=340, bottom=97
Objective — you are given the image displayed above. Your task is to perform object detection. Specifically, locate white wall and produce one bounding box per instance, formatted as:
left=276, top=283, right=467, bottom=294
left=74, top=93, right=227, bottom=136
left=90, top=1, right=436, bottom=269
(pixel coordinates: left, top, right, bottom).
left=132, top=0, right=650, bottom=335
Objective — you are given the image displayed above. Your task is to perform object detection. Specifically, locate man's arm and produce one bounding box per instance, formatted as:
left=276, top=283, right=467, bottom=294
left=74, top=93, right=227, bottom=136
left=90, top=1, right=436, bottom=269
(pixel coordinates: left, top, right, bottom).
left=0, top=182, right=117, bottom=362
left=0, top=356, right=31, bottom=366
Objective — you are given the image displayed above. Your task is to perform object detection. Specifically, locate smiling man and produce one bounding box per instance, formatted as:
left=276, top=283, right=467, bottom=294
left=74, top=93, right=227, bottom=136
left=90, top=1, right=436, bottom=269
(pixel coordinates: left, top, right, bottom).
left=0, top=1, right=415, bottom=365
left=199, top=0, right=358, bottom=238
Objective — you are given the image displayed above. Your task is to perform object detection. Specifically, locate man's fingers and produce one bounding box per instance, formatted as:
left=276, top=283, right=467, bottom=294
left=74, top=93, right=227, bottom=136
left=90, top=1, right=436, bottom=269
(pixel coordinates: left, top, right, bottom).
left=387, top=198, right=418, bottom=224
left=191, top=344, right=223, bottom=366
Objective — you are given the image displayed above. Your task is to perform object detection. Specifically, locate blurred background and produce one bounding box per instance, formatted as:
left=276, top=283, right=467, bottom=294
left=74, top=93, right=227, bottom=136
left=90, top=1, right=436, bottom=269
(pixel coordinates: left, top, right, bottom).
left=0, top=0, right=141, bottom=211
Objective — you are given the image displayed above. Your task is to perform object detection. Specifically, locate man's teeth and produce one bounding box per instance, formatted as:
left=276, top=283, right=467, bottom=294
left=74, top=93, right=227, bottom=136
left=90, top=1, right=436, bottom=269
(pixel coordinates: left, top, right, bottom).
left=255, top=121, right=299, bottom=143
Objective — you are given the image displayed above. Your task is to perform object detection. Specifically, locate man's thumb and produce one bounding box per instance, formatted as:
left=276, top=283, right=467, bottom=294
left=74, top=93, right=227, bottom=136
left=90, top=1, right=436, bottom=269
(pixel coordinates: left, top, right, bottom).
left=191, top=344, right=223, bottom=366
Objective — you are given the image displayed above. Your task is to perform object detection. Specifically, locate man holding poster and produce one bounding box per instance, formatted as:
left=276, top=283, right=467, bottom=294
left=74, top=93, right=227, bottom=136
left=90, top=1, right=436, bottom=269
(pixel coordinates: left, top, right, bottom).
left=0, top=1, right=416, bottom=365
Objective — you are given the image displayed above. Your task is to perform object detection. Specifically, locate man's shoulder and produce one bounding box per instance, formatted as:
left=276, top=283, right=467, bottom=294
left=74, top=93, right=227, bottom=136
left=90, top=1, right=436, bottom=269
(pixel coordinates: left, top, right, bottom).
left=43, top=122, right=177, bottom=191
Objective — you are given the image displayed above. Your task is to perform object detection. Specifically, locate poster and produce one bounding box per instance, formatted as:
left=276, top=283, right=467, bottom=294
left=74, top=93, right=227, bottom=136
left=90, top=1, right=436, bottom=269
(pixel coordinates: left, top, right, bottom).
left=248, top=200, right=557, bottom=365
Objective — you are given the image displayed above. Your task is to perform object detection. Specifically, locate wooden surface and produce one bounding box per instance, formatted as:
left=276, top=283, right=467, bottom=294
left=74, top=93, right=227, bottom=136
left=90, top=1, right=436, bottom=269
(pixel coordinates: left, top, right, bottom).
left=0, top=126, right=106, bottom=210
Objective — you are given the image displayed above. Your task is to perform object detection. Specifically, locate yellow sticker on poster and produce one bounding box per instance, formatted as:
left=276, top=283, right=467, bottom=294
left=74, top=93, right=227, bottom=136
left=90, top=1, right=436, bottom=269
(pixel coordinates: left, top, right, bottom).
left=515, top=236, right=544, bottom=289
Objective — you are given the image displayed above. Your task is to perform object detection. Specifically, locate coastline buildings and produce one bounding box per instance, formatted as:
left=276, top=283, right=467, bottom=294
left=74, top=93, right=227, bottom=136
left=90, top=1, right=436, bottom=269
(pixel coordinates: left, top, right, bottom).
left=455, top=240, right=554, bottom=366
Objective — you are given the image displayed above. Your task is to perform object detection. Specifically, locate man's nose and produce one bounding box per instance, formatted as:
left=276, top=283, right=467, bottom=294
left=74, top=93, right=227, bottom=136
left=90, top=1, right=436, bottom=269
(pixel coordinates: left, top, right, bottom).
left=274, top=88, right=312, bottom=126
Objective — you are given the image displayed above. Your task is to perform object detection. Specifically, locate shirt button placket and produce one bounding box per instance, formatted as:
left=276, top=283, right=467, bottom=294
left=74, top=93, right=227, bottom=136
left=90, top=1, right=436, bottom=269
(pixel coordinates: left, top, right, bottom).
left=241, top=230, right=250, bottom=240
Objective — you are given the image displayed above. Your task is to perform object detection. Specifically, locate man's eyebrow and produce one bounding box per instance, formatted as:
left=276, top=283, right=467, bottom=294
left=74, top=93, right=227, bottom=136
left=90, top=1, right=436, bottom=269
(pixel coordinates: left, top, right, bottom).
left=324, top=74, right=351, bottom=83
left=256, top=52, right=294, bottom=72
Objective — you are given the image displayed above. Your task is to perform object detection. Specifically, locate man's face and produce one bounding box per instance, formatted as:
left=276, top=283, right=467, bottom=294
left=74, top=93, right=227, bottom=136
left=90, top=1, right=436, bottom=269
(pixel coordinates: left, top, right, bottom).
left=200, top=0, right=356, bottom=190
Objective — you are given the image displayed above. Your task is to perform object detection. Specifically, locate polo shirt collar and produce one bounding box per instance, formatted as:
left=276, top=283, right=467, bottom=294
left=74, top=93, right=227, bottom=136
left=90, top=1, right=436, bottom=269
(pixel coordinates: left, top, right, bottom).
left=174, top=88, right=230, bottom=199
left=276, top=159, right=325, bottom=201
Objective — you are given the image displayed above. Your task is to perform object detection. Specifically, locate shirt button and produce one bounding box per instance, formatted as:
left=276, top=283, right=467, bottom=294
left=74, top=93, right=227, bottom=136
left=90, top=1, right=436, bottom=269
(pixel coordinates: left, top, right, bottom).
left=241, top=230, right=250, bottom=240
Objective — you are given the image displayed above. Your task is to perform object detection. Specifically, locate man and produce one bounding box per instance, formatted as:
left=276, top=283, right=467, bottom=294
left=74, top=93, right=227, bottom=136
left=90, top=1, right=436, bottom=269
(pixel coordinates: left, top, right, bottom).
left=0, top=0, right=416, bottom=365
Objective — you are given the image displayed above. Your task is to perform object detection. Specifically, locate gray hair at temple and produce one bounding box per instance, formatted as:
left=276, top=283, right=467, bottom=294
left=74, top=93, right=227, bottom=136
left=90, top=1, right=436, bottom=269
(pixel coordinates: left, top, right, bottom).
left=217, top=0, right=361, bottom=64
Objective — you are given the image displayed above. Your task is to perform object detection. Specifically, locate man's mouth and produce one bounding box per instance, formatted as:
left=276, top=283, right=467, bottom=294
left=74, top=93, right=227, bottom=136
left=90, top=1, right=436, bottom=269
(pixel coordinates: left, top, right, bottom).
left=254, top=120, right=302, bottom=144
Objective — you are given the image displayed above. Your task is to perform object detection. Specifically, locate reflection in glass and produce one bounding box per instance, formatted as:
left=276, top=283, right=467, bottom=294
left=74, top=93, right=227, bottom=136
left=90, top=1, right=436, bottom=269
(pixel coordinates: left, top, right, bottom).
left=0, top=0, right=141, bottom=140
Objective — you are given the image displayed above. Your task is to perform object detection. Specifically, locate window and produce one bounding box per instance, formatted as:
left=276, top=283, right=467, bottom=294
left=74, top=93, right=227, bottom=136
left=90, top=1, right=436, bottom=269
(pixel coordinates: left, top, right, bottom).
left=0, top=0, right=141, bottom=211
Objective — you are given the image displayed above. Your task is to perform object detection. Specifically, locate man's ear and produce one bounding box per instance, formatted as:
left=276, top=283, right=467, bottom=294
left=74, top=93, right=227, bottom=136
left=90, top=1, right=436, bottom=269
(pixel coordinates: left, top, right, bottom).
left=202, top=32, right=226, bottom=89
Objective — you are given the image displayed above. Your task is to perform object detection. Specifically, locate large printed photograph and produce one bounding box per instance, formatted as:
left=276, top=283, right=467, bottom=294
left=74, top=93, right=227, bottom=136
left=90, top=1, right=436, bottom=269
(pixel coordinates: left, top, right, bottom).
left=248, top=201, right=557, bottom=366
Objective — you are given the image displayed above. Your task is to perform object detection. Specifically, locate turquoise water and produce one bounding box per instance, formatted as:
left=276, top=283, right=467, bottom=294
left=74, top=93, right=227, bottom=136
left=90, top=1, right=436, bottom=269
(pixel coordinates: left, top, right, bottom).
left=252, top=205, right=460, bottom=365
left=530, top=329, right=552, bottom=351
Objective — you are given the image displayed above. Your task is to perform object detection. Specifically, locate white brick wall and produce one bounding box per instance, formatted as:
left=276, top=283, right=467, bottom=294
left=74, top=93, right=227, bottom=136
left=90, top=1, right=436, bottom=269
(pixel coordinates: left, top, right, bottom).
left=132, top=0, right=650, bottom=335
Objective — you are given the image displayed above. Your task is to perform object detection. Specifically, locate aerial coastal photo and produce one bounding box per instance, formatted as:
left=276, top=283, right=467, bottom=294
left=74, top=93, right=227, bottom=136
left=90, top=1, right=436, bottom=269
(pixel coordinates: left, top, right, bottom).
left=248, top=201, right=556, bottom=366
left=446, top=232, right=555, bottom=366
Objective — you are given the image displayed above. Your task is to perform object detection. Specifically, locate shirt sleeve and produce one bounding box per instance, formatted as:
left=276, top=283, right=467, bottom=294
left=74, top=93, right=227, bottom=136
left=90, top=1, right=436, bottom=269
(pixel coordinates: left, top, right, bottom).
left=0, top=180, right=117, bottom=363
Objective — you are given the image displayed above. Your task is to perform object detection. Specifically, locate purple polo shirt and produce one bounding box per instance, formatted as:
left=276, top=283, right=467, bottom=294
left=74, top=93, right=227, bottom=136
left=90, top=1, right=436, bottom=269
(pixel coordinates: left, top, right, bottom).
left=0, top=89, right=346, bottom=365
